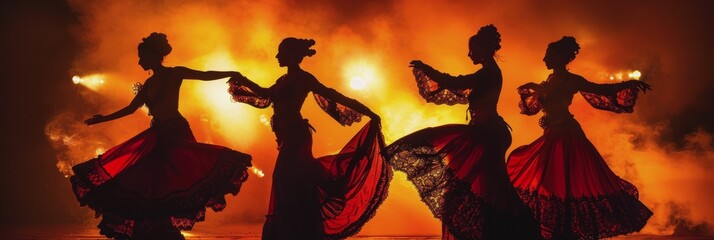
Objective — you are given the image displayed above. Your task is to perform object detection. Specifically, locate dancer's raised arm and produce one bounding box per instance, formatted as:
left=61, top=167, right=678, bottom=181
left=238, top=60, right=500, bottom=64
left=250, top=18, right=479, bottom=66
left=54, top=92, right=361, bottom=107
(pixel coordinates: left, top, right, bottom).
left=410, top=60, right=474, bottom=90
left=306, top=73, right=379, bottom=123
left=573, top=74, right=651, bottom=94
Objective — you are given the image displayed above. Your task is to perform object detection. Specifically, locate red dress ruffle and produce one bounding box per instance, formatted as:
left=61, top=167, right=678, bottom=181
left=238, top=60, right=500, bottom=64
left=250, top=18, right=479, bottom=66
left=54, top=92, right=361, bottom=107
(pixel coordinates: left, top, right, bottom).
left=509, top=75, right=652, bottom=239
left=69, top=118, right=251, bottom=239
left=261, top=119, right=391, bottom=240
left=507, top=118, right=652, bottom=239
left=387, top=117, right=541, bottom=240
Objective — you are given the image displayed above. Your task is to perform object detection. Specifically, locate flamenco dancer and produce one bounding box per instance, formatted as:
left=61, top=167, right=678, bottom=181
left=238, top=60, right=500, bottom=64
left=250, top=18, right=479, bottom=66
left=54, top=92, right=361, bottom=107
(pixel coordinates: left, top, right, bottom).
left=69, top=33, right=252, bottom=239
left=228, top=37, right=391, bottom=239
left=507, top=36, right=653, bottom=239
left=387, top=25, right=540, bottom=240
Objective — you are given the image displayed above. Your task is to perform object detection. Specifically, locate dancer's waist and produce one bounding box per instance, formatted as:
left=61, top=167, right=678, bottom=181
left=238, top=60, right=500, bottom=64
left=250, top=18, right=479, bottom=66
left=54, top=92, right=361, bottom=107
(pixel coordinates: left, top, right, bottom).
left=468, top=110, right=504, bottom=125
left=271, top=114, right=314, bottom=132
left=539, top=114, right=576, bottom=129
left=150, top=115, right=187, bottom=127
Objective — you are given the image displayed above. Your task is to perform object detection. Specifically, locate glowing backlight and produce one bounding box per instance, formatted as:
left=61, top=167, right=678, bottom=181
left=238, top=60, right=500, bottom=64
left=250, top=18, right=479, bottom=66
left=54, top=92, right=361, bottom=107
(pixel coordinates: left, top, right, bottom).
left=251, top=166, right=265, bottom=178
left=71, top=74, right=106, bottom=90
left=343, top=59, right=380, bottom=91
left=628, top=70, right=642, bottom=80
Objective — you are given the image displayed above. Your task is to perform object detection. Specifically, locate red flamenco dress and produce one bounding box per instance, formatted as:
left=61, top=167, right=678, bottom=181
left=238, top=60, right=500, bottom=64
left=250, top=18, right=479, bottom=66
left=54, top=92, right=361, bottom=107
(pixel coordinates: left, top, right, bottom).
left=507, top=73, right=653, bottom=239
left=70, top=83, right=252, bottom=239
left=387, top=68, right=541, bottom=240
left=229, top=73, right=391, bottom=239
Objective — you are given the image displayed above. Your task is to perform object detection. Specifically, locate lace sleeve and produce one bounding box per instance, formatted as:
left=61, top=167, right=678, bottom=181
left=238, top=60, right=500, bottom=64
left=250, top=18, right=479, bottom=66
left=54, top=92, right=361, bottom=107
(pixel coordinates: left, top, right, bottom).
left=414, top=68, right=471, bottom=105
left=228, top=80, right=272, bottom=108
left=580, top=87, right=640, bottom=113
left=313, top=93, right=364, bottom=126
left=518, top=87, right=542, bottom=115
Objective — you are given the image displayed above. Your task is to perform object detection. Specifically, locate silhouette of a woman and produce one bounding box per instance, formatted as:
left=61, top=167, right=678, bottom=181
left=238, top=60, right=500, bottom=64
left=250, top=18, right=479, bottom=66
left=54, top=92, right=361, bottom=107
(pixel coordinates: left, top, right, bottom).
left=387, top=25, right=540, bottom=240
left=507, top=36, right=653, bottom=239
left=229, top=37, right=391, bottom=239
left=70, top=33, right=252, bottom=240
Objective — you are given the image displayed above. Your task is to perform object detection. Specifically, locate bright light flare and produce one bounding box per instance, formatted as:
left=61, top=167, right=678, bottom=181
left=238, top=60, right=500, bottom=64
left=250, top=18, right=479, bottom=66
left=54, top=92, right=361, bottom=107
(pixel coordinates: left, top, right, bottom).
left=259, top=114, right=270, bottom=127
left=343, top=59, right=381, bottom=91
left=350, top=76, right=367, bottom=90
left=72, top=74, right=106, bottom=90
left=605, top=70, right=642, bottom=81
left=628, top=70, right=642, bottom=80
left=180, top=231, right=195, bottom=237
left=251, top=166, right=265, bottom=178
left=95, top=147, right=105, bottom=155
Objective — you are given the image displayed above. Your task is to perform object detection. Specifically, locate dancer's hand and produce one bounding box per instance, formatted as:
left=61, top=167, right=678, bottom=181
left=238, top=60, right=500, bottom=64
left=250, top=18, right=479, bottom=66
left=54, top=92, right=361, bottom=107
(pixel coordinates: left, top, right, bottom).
left=232, top=71, right=246, bottom=79
left=409, top=60, right=429, bottom=70
left=84, top=115, right=105, bottom=125
left=228, top=73, right=248, bottom=85
left=625, top=80, right=651, bottom=93
left=368, top=112, right=381, bottom=125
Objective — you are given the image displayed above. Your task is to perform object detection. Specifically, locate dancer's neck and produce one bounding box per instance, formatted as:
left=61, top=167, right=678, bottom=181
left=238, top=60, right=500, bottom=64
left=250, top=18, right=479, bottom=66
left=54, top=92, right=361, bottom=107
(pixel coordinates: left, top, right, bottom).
left=287, top=65, right=302, bottom=75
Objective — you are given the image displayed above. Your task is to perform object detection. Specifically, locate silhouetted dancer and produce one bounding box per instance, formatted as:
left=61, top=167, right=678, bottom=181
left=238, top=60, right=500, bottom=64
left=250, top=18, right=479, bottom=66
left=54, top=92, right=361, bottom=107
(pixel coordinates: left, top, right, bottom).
left=69, top=32, right=252, bottom=240
left=228, top=37, right=390, bottom=240
left=386, top=25, right=541, bottom=240
left=507, top=36, right=653, bottom=240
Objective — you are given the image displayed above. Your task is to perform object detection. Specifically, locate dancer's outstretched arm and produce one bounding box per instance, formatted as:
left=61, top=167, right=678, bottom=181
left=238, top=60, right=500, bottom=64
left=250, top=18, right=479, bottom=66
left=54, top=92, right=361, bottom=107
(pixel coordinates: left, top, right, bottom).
left=84, top=93, right=145, bottom=125
left=574, top=74, right=651, bottom=94
left=175, top=66, right=242, bottom=81
left=306, top=73, right=380, bottom=123
left=410, top=60, right=474, bottom=90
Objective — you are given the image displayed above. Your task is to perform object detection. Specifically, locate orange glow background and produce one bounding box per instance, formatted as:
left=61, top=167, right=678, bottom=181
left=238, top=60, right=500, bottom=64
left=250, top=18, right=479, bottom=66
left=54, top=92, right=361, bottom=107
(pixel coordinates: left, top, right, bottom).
left=37, top=0, right=714, bottom=236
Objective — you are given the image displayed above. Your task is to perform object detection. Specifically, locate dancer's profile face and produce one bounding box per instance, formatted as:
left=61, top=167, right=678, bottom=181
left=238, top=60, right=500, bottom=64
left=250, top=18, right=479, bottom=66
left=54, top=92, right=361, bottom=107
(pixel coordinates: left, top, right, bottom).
left=468, top=46, right=480, bottom=65
left=276, top=48, right=299, bottom=67
left=543, top=48, right=566, bottom=70
left=275, top=51, right=288, bottom=67
left=138, top=52, right=160, bottom=70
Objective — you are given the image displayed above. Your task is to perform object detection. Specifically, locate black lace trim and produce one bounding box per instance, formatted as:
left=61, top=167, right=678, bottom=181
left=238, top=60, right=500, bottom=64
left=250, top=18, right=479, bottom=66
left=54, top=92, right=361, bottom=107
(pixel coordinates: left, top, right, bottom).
left=70, top=150, right=252, bottom=239
left=414, top=68, right=471, bottom=106
left=515, top=179, right=652, bottom=240
left=314, top=93, right=363, bottom=127
left=227, top=81, right=272, bottom=108
left=580, top=87, right=640, bottom=114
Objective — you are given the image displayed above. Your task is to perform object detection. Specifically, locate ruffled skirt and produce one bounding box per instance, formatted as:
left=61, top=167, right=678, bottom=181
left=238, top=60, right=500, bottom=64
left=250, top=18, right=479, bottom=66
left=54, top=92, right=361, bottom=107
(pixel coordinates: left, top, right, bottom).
left=262, top=119, right=391, bottom=240
left=507, top=117, right=652, bottom=239
left=69, top=118, right=252, bottom=239
left=387, top=117, right=540, bottom=240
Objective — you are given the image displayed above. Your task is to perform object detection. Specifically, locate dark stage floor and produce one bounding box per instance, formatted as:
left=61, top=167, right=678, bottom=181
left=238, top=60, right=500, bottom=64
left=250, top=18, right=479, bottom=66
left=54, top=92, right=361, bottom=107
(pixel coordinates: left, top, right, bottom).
left=2, top=224, right=713, bottom=240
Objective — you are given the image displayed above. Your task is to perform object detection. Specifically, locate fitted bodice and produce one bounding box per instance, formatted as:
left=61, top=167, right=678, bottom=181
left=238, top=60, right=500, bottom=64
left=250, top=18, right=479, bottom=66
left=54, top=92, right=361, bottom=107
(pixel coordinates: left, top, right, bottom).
left=538, top=74, right=581, bottom=119
left=467, top=66, right=502, bottom=120
left=139, top=68, right=183, bottom=122
left=269, top=74, right=311, bottom=121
